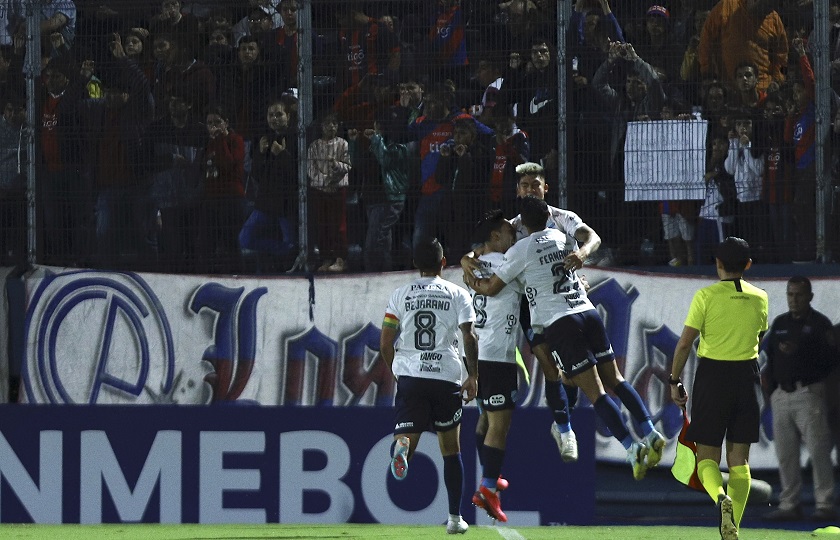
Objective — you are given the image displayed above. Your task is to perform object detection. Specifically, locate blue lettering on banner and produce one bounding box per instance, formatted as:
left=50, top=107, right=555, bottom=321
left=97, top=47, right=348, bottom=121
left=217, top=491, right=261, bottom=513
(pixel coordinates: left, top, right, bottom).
left=0, top=406, right=596, bottom=525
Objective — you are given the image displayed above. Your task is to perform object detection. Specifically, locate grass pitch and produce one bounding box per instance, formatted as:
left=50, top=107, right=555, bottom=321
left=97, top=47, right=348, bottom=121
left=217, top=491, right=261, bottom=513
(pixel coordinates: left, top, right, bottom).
left=0, top=524, right=820, bottom=539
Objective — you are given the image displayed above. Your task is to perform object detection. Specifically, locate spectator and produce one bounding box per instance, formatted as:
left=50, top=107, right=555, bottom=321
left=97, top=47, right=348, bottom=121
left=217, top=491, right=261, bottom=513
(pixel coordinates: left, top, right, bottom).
left=38, top=55, right=94, bottom=264
left=151, top=32, right=216, bottom=123
left=122, top=27, right=155, bottom=85
left=763, top=276, right=838, bottom=522
left=0, top=96, right=26, bottom=266
left=512, top=37, right=559, bottom=183
left=730, top=61, right=767, bottom=111
left=698, top=0, right=788, bottom=93
left=231, top=0, right=284, bottom=47
left=421, top=0, right=470, bottom=89
left=395, top=79, right=424, bottom=127
left=701, top=79, right=732, bottom=140
left=357, top=110, right=411, bottom=272
left=307, top=113, right=351, bottom=272
left=635, top=5, right=682, bottom=99
left=239, top=95, right=299, bottom=272
left=470, top=58, right=506, bottom=125
left=149, top=0, right=201, bottom=58
left=333, top=3, right=400, bottom=99
left=785, top=37, right=816, bottom=262
left=660, top=200, right=697, bottom=267
left=20, top=0, right=77, bottom=54
left=408, top=86, right=492, bottom=252
left=233, top=8, right=281, bottom=62
left=216, top=34, right=283, bottom=180
left=679, top=5, right=711, bottom=107
left=87, top=34, right=156, bottom=269
left=488, top=115, right=529, bottom=218
left=591, top=40, right=665, bottom=262
left=144, top=92, right=205, bottom=273
left=756, top=89, right=794, bottom=262
left=436, top=116, right=494, bottom=261
left=199, top=105, right=246, bottom=274
left=725, top=110, right=766, bottom=260
left=696, top=135, right=738, bottom=264
left=275, top=0, right=299, bottom=90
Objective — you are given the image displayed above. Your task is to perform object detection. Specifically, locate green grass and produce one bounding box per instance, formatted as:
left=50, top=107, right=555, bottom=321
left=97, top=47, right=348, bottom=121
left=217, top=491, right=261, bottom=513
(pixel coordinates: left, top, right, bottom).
left=0, top=524, right=821, bottom=539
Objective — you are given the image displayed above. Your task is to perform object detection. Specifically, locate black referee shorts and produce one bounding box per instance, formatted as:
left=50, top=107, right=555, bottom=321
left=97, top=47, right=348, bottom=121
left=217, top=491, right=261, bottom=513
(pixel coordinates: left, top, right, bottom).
left=686, top=357, right=761, bottom=446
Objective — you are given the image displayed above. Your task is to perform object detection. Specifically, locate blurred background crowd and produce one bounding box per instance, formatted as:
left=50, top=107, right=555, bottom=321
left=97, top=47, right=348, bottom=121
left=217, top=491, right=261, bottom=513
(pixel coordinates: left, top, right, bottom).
left=0, top=0, right=835, bottom=274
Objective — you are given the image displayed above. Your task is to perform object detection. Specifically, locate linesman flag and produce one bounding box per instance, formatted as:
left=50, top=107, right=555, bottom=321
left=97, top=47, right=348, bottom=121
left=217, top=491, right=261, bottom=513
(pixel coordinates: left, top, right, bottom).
left=670, top=383, right=704, bottom=492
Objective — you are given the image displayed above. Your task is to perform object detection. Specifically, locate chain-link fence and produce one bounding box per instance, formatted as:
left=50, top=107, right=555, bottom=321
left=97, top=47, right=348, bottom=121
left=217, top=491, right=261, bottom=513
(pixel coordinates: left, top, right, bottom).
left=0, top=0, right=835, bottom=273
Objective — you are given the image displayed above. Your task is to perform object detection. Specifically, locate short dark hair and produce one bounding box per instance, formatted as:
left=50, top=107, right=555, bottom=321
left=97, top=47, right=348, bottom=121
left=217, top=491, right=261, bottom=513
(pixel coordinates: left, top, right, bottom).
left=787, top=275, right=812, bottom=294
left=413, top=237, right=444, bottom=272
left=714, top=236, right=750, bottom=272
left=473, top=209, right=507, bottom=244
left=519, top=196, right=549, bottom=232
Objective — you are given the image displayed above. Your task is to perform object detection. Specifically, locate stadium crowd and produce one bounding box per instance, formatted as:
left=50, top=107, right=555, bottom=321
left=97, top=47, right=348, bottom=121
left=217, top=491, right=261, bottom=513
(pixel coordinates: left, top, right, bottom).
left=0, top=0, right=835, bottom=273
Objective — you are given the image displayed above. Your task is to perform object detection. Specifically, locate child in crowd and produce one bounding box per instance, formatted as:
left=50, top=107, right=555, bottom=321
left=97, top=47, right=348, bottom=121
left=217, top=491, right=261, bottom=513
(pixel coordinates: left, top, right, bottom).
left=696, top=136, right=738, bottom=264
left=239, top=94, right=299, bottom=272
left=725, top=110, right=766, bottom=260
left=307, top=113, right=351, bottom=272
left=356, top=110, right=411, bottom=272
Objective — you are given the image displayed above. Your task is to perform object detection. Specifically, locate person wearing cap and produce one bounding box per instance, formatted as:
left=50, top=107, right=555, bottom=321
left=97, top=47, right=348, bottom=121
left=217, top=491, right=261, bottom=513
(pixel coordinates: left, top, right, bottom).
left=670, top=236, right=769, bottom=540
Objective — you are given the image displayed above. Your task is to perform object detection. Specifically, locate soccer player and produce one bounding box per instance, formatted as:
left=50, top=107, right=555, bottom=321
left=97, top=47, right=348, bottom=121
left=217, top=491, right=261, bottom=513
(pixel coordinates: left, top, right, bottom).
left=670, top=237, right=768, bottom=540
left=380, top=237, right=478, bottom=535
left=469, top=196, right=666, bottom=480
left=466, top=210, right=521, bottom=522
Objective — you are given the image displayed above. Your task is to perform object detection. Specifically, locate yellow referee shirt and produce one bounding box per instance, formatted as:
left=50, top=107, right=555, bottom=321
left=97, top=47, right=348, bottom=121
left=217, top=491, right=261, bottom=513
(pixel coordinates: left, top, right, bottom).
left=684, top=278, right=768, bottom=361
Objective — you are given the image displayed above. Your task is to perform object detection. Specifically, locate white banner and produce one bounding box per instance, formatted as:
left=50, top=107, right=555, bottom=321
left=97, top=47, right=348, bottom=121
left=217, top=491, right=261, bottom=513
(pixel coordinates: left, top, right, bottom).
left=624, top=120, right=707, bottom=202
left=17, top=265, right=840, bottom=469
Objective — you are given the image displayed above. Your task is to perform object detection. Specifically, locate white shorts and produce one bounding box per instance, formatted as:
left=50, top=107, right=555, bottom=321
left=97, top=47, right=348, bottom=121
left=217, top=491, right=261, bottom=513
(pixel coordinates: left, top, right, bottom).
left=662, top=213, right=695, bottom=241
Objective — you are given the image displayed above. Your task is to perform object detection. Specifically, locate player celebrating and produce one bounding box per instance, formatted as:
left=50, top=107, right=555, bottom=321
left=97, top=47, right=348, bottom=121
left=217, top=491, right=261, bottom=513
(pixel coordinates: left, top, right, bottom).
left=466, top=210, right=521, bottom=522
left=380, top=237, right=479, bottom=535
left=469, top=196, right=666, bottom=480
left=462, top=162, right=583, bottom=463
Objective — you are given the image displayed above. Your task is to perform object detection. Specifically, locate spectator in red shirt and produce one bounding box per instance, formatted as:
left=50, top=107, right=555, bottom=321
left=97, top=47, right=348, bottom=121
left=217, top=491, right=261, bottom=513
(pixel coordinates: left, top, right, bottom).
left=200, top=105, right=246, bottom=273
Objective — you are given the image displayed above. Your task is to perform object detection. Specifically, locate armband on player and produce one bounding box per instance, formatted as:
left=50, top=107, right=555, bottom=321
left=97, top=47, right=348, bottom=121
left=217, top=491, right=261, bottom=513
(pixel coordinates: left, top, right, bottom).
left=668, top=376, right=681, bottom=386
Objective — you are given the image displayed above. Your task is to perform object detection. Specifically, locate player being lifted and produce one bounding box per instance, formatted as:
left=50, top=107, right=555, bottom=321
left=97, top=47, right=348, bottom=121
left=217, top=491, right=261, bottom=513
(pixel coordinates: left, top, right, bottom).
left=469, top=195, right=666, bottom=479
left=380, top=237, right=479, bottom=535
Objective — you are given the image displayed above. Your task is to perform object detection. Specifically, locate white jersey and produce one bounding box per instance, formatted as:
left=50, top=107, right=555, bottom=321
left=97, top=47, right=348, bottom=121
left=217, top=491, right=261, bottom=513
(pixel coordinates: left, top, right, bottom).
left=470, top=251, right=522, bottom=364
left=510, top=204, right=584, bottom=242
left=494, top=228, right=594, bottom=332
left=385, top=276, right=475, bottom=384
